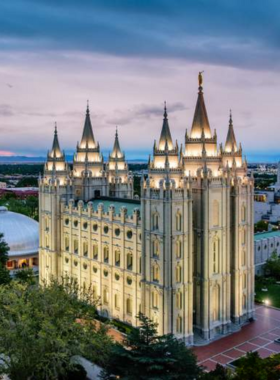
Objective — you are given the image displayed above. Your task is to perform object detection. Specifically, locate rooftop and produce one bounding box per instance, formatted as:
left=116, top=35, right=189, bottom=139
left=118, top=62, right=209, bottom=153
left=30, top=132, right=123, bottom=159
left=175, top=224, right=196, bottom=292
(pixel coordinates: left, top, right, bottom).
left=254, top=230, right=280, bottom=241
left=90, top=198, right=140, bottom=216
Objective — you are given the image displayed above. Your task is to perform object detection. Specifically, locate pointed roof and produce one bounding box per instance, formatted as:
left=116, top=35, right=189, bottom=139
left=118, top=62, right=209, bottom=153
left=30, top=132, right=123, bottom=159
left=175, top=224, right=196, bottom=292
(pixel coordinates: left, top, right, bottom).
left=225, top=111, right=237, bottom=153
left=190, top=75, right=212, bottom=139
left=110, top=127, right=124, bottom=159
left=79, top=102, right=96, bottom=149
left=158, top=102, right=173, bottom=150
left=49, top=123, right=63, bottom=158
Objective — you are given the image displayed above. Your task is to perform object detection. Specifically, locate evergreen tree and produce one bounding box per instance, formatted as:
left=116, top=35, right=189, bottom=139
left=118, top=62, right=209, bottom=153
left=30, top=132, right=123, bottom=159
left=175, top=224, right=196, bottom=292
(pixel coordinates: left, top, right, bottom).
left=0, top=233, right=10, bottom=285
left=102, top=313, right=202, bottom=380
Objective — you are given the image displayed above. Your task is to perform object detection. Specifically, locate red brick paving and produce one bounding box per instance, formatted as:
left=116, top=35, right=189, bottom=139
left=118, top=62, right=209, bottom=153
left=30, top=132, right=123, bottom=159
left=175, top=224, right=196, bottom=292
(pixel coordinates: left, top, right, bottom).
left=193, top=305, right=280, bottom=367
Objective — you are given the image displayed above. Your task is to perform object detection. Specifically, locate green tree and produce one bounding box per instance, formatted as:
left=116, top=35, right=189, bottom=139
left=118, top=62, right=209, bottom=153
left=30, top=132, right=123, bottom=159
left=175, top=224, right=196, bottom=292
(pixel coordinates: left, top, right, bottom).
left=202, top=364, right=233, bottom=379
left=254, top=220, right=268, bottom=233
left=0, top=233, right=10, bottom=285
left=264, top=251, right=280, bottom=279
left=235, top=351, right=280, bottom=380
left=14, top=268, right=37, bottom=285
left=102, top=313, right=202, bottom=380
left=0, top=278, right=113, bottom=380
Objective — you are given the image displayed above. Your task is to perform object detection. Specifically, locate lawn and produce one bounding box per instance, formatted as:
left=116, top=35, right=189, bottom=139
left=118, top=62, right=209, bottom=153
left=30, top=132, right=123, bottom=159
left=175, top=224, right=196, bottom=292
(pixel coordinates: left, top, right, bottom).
left=255, top=277, right=280, bottom=308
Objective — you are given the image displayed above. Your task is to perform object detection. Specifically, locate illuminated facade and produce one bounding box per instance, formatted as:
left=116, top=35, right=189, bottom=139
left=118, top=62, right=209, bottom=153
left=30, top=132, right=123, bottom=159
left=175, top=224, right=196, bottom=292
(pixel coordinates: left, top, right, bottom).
left=39, top=75, right=254, bottom=344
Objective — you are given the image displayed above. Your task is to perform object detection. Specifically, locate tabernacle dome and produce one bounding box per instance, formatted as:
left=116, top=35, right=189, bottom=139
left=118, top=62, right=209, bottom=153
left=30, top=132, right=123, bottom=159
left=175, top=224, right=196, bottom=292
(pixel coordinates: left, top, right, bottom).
left=0, top=206, right=39, bottom=272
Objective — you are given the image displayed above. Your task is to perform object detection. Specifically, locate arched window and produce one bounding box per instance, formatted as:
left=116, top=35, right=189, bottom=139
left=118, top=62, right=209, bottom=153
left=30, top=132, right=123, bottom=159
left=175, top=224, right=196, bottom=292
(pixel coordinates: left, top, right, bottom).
left=114, top=293, right=120, bottom=309
left=45, top=217, right=49, bottom=231
left=241, top=250, right=246, bottom=266
left=45, top=236, right=49, bottom=249
left=176, top=240, right=182, bottom=258
left=241, top=229, right=246, bottom=245
left=176, top=292, right=182, bottom=310
left=103, top=288, right=109, bottom=305
left=242, top=294, right=247, bottom=311
left=241, top=203, right=246, bottom=222
left=153, top=213, right=159, bottom=230
left=126, top=298, right=132, bottom=315
left=152, top=265, right=160, bottom=282
left=65, top=236, right=69, bottom=251
left=127, top=252, right=133, bottom=270
left=212, top=285, right=220, bottom=322
left=139, top=257, right=142, bottom=274
left=93, top=245, right=98, bottom=260
left=176, top=265, right=182, bottom=283
left=176, top=316, right=182, bottom=333
left=74, top=239, right=78, bottom=254
left=83, top=242, right=88, bottom=257
left=213, top=239, right=219, bottom=274
left=92, top=285, right=97, bottom=299
left=176, top=213, right=182, bottom=231
left=104, top=246, right=109, bottom=263
left=213, top=200, right=219, bottom=227
left=152, top=291, right=159, bottom=309
left=243, top=273, right=247, bottom=289
left=153, top=239, right=159, bottom=257
left=115, top=250, right=120, bottom=266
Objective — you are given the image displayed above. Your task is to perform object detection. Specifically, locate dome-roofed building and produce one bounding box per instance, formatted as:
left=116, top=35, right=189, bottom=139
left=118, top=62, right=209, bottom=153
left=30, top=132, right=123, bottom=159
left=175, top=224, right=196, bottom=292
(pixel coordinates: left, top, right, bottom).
left=0, top=206, right=39, bottom=274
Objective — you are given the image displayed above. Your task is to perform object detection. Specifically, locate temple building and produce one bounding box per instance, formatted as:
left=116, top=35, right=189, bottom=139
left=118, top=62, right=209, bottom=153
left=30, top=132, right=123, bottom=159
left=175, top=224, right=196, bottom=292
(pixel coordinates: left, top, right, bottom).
left=39, top=74, right=254, bottom=344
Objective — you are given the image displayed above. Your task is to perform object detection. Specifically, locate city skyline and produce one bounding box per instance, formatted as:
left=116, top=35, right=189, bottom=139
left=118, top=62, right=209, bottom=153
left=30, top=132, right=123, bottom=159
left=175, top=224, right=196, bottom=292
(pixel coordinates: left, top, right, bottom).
left=0, top=0, right=279, bottom=161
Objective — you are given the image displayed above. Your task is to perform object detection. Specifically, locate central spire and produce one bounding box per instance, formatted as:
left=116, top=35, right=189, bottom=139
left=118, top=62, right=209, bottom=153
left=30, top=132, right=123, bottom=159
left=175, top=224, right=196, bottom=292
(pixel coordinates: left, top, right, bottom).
left=190, top=73, right=212, bottom=139
left=80, top=102, right=96, bottom=149
left=49, top=123, right=63, bottom=158
left=110, top=127, right=124, bottom=159
left=159, top=102, right=173, bottom=150
left=225, top=110, right=237, bottom=153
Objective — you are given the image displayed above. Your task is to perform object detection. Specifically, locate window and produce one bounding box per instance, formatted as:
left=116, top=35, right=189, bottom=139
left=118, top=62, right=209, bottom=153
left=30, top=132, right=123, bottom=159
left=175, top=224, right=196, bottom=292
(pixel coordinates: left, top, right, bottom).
left=103, top=269, right=109, bottom=277
left=153, top=213, right=159, bottom=230
left=176, top=316, right=182, bottom=334
left=83, top=222, right=88, bottom=230
left=65, top=236, right=69, bottom=251
left=176, top=265, right=182, bottom=283
left=176, top=292, right=182, bottom=310
left=127, top=276, right=132, bottom=285
left=241, top=229, right=246, bottom=245
left=176, top=213, right=182, bottom=231
left=241, top=204, right=246, bottom=222
left=92, top=285, right=97, bottom=299
left=115, top=293, right=120, bottom=309
left=152, top=291, right=159, bottom=309
left=115, top=273, right=120, bottom=281
left=241, top=250, right=246, bottom=266
left=104, top=225, right=109, bottom=234
left=115, top=228, right=120, bottom=236
left=93, top=266, right=98, bottom=273
left=93, top=245, right=98, bottom=260
left=73, top=220, right=78, bottom=227
left=176, top=240, right=182, bottom=258
left=213, top=240, right=219, bottom=274
left=83, top=242, right=88, bottom=257
left=243, top=273, right=247, bottom=289
left=65, top=218, right=69, bottom=226
left=45, top=217, right=49, bottom=231
left=153, top=239, right=159, bottom=257
left=127, top=252, right=133, bottom=270
left=83, top=263, right=88, bottom=270
left=45, top=236, right=49, bottom=249
left=242, top=294, right=247, bottom=311
left=152, top=265, right=160, bottom=282
left=126, top=298, right=132, bottom=315
left=127, top=230, right=133, bottom=239
left=104, top=246, right=109, bottom=263
left=115, top=250, right=120, bottom=266
left=139, top=257, right=142, bottom=274
left=212, top=285, right=220, bottom=322
left=103, top=288, right=109, bottom=305
left=93, top=224, right=98, bottom=232
left=74, top=239, right=78, bottom=254
left=213, top=200, right=219, bottom=227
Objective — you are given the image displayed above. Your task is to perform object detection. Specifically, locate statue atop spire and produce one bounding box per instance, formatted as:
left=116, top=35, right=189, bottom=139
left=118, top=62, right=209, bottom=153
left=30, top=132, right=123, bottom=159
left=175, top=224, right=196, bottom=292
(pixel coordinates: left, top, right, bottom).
left=198, top=71, right=204, bottom=88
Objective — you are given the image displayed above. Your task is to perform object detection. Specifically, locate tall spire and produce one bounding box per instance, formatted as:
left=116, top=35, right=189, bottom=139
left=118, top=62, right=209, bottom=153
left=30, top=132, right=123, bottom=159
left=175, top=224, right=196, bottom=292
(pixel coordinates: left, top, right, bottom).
left=225, top=110, right=237, bottom=153
left=190, top=72, right=212, bottom=139
left=110, top=126, right=124, bottom=159
left=49, top=123, right=63, bottom=158
left=159, top=102, right=173, bottom=150
left=80, top=101, right=96, bottom=149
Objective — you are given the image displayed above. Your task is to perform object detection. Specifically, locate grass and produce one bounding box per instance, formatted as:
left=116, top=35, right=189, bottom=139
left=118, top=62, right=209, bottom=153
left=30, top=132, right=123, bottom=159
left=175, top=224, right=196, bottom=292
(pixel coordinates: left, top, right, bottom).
left=255, top=277, right=280, bottom=308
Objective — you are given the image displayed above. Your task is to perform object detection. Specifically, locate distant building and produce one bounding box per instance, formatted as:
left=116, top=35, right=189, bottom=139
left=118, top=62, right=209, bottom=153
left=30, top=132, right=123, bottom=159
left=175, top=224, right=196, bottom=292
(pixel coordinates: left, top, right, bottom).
left=254, top=230, right=280, bottom=275
left=0, top=181, right=6, bottom=189
left=0, top=187, right=38, bottom=199
left=0, top=206, right=39, bottom=275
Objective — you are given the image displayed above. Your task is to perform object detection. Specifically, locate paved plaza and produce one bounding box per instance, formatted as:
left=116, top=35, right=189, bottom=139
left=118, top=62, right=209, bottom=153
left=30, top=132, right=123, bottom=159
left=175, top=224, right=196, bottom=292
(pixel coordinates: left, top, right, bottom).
left=194, top=305, right=280, bottom=371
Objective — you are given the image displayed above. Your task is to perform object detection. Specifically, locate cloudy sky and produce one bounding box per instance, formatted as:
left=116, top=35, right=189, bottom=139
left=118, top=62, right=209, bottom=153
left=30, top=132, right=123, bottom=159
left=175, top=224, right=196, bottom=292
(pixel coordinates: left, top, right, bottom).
left=0, top=0, right=279, bottom=161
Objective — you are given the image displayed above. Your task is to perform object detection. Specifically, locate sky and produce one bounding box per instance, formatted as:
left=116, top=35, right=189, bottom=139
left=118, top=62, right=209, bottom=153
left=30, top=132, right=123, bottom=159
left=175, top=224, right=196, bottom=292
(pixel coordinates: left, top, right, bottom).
left=0, top=0, right=280, bottom=162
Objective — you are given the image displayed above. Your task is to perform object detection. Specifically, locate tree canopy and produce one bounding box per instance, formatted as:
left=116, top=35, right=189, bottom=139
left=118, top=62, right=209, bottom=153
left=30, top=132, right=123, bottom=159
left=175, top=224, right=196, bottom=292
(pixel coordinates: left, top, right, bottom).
left=0, top=233, right=10, bottom=285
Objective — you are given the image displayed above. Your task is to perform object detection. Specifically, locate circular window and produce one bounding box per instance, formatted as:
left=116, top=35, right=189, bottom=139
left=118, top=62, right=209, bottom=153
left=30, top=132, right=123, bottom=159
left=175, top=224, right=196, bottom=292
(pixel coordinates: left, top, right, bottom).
left=258, top=246, right=261, bottom=251
left=104, top=269, right=109, bottom=277
left=115, top=228, right=120, bottom=236
left=277, top=242, right=280, bottom=247
left=74, top=220, right=78, bottom=228
left=83, top=222, right=88, bottom=230
left=65, top=218, right=69, bottom=226
left=271, top=243, right=273, bottom=248
left=127, top=276, right=132, bottom=285
left=93, top=224, right=98, bottom=232
left=127, top=230, right=133, bottom=239
left=264, top=245, right=267, bottom=249
left=115, top=273, right=120, bottom=281
left=65, top=257, right=69, bottom=264
left=74, top=261, right=78, bottom=267
left=93, top=266, right=98, bottom=273
left=83, top=263, right=88, bottom=270
left=104, top=226, right=109, bottom=234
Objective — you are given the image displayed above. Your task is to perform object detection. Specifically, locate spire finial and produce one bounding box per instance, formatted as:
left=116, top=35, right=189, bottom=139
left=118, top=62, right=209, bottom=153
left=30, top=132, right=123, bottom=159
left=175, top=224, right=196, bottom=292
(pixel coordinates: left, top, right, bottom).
left=229, top=109, right=233, bottom=125
left=115, top=125, right=118, bottom=136
left=54, top=122, right=57, bottom=134
left=164, top=101, right=167, bottom=118
left=86, top=100, right=89, bottom=114
left=198, top=71, right=204, bottom=90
